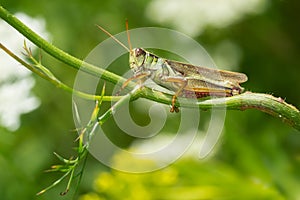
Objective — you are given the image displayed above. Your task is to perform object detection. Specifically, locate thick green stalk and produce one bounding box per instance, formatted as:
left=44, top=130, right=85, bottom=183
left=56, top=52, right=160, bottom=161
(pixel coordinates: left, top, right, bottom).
left=139, top=89, right=300, bottom=131
left=0, top=5, right=127, bottom=86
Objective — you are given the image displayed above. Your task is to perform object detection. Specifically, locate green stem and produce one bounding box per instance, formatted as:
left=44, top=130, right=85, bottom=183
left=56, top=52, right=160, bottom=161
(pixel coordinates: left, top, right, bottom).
left=0, top=43, right=121, bottom=102
left=98, top=86, right=141, bottom=125
left=0, top=5, right=129, bottom=87
left=141, top=88, right=300, bottom=130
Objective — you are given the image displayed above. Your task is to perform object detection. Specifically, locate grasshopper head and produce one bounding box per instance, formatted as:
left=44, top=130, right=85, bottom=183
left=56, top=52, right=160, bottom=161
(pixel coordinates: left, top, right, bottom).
left=129, top=48, right=146, bottom=73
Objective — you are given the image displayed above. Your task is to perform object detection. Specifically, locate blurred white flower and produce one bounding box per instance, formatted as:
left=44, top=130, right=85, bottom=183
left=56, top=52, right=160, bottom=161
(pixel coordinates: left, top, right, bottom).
left=129, top=130, right=218, bottom=162
left=146, top=0, right=269, bottom=36
left=0, top=13, right=50, bottom=131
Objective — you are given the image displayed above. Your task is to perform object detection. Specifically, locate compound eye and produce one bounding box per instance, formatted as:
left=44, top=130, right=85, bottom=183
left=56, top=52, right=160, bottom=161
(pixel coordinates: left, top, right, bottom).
left=135, top=48, right=145, bottom=57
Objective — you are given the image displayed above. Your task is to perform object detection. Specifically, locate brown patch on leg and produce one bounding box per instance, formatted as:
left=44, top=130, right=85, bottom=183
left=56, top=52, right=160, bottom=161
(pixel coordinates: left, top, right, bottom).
left=170, top=95, right=179, bottom=113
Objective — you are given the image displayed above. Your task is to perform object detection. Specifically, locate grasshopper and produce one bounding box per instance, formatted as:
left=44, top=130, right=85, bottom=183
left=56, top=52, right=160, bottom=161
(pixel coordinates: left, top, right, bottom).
left=97, top=22, right=248, bottom=112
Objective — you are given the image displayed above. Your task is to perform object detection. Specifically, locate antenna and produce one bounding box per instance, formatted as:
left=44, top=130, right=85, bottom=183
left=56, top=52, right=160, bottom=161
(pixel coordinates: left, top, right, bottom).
left=96, top=24, right=130, bottom=52
left=125, top=19, right=132, bottom=51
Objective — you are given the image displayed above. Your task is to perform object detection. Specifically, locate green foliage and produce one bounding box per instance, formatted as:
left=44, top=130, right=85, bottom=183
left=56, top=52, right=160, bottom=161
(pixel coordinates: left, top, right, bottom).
left=79, top=157, right=285, bottom=200
left=1, top=1, right=300, bottom=200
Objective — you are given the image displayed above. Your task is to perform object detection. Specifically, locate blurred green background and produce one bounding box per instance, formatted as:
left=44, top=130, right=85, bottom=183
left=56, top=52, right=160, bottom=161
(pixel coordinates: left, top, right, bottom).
left=1, top=0, right=300, bottom=199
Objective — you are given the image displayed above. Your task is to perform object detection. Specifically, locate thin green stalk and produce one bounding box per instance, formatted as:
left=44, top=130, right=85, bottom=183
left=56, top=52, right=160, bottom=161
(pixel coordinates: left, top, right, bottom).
left=36, top=170, right=70, bottom=195
left=98, top=86, right=142, bottom=125
left=0, top=43, right=121, bottom=102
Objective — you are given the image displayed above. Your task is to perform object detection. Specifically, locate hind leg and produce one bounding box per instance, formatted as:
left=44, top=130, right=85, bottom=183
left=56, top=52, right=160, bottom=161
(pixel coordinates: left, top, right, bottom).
left=161, top=76, right=187, bottom=113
